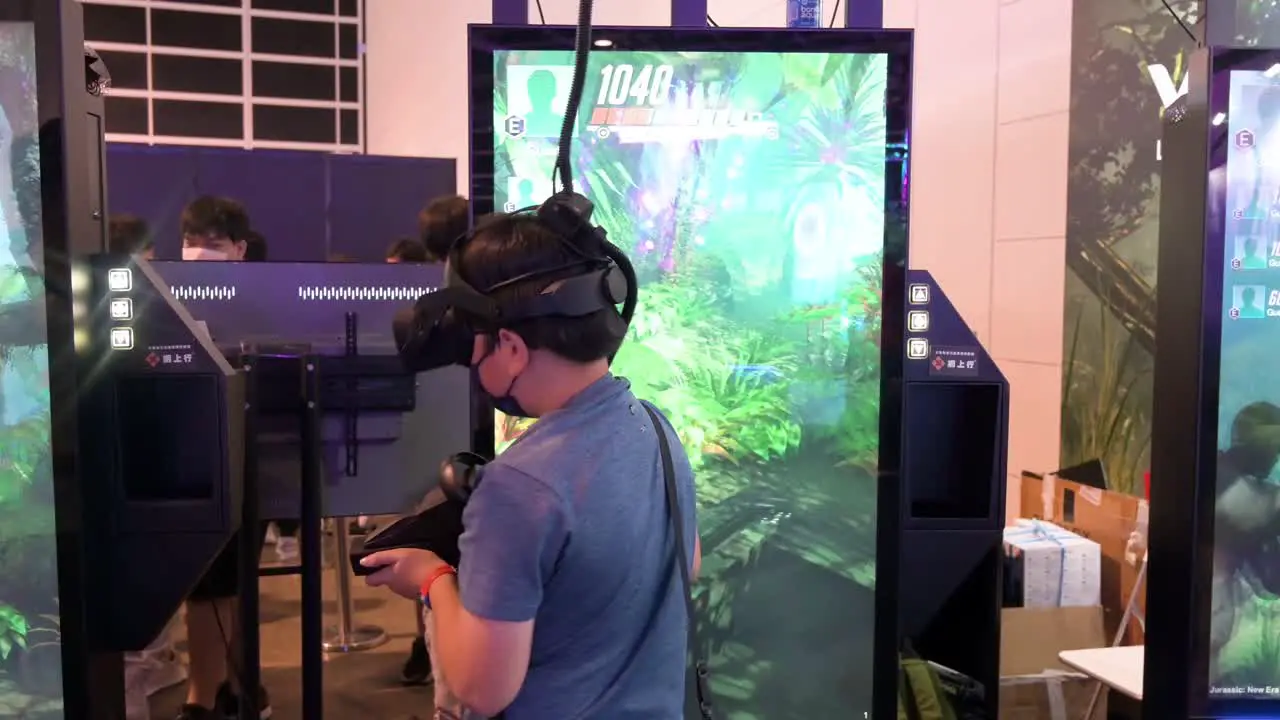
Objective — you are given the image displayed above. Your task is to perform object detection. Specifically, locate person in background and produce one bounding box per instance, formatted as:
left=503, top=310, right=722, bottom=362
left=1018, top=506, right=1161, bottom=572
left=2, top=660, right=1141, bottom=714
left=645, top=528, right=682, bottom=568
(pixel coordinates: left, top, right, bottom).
left=393, top=195, right=470, bottom=688
left=385, top=236, right=428, bottom=264
left=176, top=196, right=272, bottom=720
left=361, top=212, right=701, bottom=719
left=417, top=195, right=470, bottom=262
left=243, top=229, right=267, bottom=262
left=109, top=214, right=155, bottom=259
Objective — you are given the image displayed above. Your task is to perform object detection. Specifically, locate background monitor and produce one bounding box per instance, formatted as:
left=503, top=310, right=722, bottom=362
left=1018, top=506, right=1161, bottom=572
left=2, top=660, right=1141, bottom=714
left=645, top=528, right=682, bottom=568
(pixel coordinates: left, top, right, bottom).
left=471, top=26, right=911, bottom=718
left=1150, top=47, right=1280, bottom=720
left=1209, top=63, right=1280, bottom=706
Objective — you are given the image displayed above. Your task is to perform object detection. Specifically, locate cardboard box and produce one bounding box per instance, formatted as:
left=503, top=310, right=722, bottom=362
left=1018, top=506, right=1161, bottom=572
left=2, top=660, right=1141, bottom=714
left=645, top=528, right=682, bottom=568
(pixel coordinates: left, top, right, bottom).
left=1004, top=520, right=1102, bottom=608
left=1000, top=606, right=1108, bottom=720
left=1021, top=473, right=1147, bottom=644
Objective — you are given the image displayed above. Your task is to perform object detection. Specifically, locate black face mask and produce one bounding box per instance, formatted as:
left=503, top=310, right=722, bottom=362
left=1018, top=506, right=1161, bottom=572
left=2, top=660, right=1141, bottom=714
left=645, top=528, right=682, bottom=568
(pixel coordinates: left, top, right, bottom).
left=473, top=339, right=532, bottom=419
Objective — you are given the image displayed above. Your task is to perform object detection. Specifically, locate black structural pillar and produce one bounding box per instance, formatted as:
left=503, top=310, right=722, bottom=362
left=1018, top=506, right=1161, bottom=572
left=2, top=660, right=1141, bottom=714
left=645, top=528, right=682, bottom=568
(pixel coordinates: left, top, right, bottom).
left=848, top=0, right=884, bottom=30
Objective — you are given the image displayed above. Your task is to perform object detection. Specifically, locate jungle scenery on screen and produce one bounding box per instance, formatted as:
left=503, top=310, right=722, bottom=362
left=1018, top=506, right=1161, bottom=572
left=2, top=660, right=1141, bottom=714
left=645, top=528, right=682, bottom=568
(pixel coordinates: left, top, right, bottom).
left=0, top=22, right=62, bottom=720
left=1204, top=71, right=1280, bottom=698
left=492, top=49, right=890, bottom=717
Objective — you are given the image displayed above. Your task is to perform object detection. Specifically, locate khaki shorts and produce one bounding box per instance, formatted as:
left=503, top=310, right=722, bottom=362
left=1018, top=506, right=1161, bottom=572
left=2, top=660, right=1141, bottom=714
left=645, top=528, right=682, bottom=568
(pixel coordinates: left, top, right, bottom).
left=424, top=609, right=485, bottom=720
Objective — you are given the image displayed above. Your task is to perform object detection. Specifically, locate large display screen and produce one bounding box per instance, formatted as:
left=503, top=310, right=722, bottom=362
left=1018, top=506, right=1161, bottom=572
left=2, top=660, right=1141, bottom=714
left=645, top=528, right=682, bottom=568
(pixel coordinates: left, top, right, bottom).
left=0, top=22, right=62, bottom=718
left=480, top=31, right=906, bottom=717
left=1211, top=68, right=1280, bottom=701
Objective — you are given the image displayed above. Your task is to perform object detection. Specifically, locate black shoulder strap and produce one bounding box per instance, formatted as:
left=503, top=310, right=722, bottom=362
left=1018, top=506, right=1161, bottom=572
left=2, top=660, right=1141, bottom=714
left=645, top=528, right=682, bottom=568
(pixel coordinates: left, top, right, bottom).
left=642, top=402, right=713, bottom=719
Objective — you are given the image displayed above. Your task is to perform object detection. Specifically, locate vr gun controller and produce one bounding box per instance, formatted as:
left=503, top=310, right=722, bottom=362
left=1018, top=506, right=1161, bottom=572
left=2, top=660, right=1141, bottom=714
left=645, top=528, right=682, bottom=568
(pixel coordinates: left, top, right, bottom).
left=349, top=452, right=489, bottom=576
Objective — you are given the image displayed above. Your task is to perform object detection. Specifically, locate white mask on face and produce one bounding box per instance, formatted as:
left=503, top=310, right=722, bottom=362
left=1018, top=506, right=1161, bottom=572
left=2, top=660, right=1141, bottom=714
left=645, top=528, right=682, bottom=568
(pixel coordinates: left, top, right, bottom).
left=182, top=247, right=228, bottom=262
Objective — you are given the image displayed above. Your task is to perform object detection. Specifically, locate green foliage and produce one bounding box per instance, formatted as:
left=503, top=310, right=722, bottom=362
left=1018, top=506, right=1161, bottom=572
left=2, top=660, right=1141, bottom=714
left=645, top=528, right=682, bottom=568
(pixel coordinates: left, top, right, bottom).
left=0, top=410, right=49, bottom=505
left=615, top=274, right=802, bottom=468
left=0, top=603, right=28, bottom=661
left=1060, top=289, right=1151, bottom=495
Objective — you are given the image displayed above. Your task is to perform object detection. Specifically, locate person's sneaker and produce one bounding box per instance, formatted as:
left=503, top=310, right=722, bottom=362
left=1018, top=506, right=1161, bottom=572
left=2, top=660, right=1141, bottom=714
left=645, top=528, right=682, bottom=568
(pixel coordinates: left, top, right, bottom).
left=215, top=682, right=273, bottom=719
left=274, top=536, right=299, bottom=563
left=401, top=636, right=432, bottom=685
left=176, top=705, right=220, bottom=720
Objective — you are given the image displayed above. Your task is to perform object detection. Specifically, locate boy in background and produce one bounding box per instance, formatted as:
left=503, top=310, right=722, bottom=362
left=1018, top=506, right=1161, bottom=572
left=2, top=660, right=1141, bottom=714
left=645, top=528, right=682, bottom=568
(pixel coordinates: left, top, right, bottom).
left=417, top=195, right=470, bottom=262
left=109, top=214, right=155, bottom=259
left=385, top=236, right=428, bottom=264
left=396, top=195, right=471, bottom=687
left=175, top=196, right=271, bottom=720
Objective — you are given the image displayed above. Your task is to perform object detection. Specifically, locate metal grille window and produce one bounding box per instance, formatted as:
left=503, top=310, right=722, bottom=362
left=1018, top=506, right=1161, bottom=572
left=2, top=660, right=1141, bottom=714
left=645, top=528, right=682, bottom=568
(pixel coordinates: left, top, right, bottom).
left=84, top=0, right=362, bottom=152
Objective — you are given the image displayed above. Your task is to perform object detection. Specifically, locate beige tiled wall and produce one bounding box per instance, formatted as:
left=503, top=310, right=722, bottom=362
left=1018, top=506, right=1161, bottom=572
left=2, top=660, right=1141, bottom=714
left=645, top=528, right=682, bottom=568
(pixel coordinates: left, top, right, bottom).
left=888, top=0, right=1072, bottom=522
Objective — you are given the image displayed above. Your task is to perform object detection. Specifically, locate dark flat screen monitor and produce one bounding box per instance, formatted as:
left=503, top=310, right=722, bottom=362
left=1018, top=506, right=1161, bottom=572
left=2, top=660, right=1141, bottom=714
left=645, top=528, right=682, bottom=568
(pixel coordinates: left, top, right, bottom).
left=470, top=26, right=910, bottom=718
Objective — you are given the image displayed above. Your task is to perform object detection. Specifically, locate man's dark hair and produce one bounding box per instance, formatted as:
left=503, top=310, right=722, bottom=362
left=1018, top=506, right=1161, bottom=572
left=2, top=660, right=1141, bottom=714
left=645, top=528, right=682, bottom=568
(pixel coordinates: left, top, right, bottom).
left=459, top=214, right=625, bottom=363
left=180, top=196, right=251, bottom=242
left=244, top=230, right=267, bottom=261
left=417, top=195, right=470, bottom=262
left=108, top=214, right=152, bottom=255
left=386, top=237, right=428, bottom=263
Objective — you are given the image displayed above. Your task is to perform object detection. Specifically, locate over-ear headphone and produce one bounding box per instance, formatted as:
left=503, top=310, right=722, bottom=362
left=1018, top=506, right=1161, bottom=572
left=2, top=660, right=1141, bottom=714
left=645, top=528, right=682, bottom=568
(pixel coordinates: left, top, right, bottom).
left=439, top=451, right=489, bottom=504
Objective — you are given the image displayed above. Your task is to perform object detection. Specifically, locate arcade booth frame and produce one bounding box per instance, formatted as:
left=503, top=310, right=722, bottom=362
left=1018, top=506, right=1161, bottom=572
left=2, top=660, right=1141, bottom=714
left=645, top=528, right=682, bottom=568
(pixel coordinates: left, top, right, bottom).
left=1149, top=45, right=1280, bottom=720
left=0, top=0, right=110, bottom=717
left=470, top=24, right=1004, bottom=720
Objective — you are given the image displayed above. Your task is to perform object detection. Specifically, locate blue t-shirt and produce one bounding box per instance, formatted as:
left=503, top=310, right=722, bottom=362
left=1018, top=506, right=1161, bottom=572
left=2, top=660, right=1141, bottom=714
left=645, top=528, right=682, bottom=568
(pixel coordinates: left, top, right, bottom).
left=458, top=374, right=698, bottom=719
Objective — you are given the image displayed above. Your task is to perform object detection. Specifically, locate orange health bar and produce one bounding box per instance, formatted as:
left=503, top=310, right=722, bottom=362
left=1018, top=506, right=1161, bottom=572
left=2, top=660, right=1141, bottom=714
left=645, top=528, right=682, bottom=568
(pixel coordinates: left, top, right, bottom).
left=624, top=108, right=654, bottom=125
left=591, top=107, right=656, bottom=126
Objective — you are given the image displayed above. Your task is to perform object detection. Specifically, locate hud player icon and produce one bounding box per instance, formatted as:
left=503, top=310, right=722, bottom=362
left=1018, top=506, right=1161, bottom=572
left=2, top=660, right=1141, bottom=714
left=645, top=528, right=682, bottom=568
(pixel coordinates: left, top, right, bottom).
left=506, top=65, right=574, bottom=139
left=1231, top=285, right=1267, bottom=319
left=505, top=176, right=552, bottom=213
left=1234, top=235, right=1269, bottom=270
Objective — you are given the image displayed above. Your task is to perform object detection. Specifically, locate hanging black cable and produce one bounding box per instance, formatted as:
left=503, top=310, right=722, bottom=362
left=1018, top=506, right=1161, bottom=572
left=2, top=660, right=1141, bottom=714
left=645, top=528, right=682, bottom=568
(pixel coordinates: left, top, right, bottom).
left=534, top=0, right=547, bottom=24
left=828, top=0, right=842, bottom=28
left=1159, top=0, right=1197, bottom=43
left=552, top=0, right=594, bottom=192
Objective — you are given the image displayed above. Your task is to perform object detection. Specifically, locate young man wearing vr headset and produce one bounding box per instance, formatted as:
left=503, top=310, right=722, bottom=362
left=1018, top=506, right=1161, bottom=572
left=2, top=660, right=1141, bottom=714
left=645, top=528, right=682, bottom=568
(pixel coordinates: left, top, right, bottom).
left=363, top=210, right=702, bottom=719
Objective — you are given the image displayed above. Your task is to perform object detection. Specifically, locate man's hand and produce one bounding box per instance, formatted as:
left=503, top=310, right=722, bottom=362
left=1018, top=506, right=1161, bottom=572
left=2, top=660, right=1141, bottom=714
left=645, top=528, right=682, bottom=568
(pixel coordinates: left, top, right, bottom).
left=361, top=548, right=450, bottom=600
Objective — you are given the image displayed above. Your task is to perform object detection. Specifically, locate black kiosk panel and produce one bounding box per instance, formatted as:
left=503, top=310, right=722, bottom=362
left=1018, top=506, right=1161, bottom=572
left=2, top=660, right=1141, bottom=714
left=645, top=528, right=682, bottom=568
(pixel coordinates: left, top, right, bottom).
left=1149, top=47, right=1280, bottom=720
left=78, top=255, right=243, bottom=651
left=896, top=269, right=1009, bottom=720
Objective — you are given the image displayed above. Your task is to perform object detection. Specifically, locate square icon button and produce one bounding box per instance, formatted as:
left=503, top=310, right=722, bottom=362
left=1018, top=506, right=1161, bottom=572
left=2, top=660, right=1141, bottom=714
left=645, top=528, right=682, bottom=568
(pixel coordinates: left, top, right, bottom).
left=107, top=268, right=132, bottom=292
left=109, top=298, right=133, bottom=320
left=907, top=337, right=929, bottom=359
left=908, top=283, right=930, bottom=305
left=109, top=327, right=134, bottom=350
left=907, top=311, right=930, bottom=333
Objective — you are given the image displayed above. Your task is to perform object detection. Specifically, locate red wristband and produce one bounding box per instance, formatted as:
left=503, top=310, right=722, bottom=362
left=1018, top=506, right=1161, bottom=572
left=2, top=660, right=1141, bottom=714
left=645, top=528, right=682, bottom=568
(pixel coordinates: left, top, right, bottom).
left=420, top=565, right=457, bottom=610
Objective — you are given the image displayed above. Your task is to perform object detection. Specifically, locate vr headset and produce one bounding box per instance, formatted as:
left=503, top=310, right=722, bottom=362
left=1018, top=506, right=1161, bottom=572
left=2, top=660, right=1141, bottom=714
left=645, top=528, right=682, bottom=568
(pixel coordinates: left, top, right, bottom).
left=354, top=193, right=638, bottom=572
left=392, top=191, right=638, bottom=374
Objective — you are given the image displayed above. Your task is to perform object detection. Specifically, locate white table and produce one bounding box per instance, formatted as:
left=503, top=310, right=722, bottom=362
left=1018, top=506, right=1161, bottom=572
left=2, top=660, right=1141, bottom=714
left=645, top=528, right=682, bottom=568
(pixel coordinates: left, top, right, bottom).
left=1058, top=645, right=1145, bottom=700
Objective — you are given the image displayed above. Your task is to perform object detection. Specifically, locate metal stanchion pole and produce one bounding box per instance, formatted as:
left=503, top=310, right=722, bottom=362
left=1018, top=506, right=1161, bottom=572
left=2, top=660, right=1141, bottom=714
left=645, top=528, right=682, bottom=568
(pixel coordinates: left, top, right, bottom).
left=299, top=355, right=324, bottom=719
left=322, top=517, right=388, bottom=652
left=238, top=353, right=262, bottom=720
